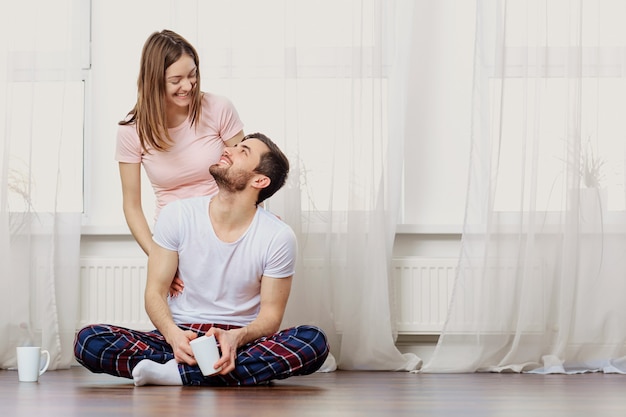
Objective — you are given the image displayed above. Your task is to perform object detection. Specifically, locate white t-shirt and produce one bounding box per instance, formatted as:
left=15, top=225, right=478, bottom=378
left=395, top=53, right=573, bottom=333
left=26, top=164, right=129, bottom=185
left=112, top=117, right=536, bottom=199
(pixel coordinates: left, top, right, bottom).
left=152, top=195, right=297, bottom=326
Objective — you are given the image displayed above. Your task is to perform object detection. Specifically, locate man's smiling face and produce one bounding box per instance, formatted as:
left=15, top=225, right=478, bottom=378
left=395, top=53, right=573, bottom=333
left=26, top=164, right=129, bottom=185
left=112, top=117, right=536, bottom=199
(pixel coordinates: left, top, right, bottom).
left=210, top=139, right=270, bottom=192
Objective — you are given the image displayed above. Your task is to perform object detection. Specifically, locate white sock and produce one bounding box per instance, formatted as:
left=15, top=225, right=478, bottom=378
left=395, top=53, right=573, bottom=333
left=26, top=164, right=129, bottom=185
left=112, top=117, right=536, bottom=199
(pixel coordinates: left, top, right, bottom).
left=132, top=359, right=183, bottom=386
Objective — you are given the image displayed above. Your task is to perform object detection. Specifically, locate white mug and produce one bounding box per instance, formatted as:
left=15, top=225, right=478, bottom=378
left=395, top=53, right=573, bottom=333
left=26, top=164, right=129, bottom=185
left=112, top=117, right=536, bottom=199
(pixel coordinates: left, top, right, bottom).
left=16, top=346, right=50, bottom=382
left=190, top=334, right=222, bottom=376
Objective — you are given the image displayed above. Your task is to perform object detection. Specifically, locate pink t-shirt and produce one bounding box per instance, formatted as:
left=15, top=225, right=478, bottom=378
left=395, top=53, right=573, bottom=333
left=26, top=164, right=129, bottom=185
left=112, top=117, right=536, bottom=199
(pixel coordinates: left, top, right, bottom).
left=115, top=93, right=244, bottom=219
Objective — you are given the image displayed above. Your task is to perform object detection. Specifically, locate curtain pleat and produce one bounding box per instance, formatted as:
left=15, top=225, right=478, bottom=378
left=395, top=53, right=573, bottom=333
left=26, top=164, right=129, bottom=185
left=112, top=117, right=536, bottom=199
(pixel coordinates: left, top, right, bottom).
left=0, top=0, right=82, bottom=370
left=424, top=0, right=626, bottom=374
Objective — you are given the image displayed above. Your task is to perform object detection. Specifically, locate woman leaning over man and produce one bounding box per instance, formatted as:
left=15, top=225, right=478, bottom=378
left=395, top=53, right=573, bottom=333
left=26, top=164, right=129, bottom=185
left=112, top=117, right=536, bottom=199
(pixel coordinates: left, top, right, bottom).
left=115, top=29, right=245, bottom=295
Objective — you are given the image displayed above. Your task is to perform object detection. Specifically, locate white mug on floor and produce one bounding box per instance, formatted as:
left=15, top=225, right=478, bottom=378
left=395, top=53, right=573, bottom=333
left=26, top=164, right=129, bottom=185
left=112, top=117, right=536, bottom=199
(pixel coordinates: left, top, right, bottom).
left=16, top=346, right=50, bottom=382
left=190, top=334, right=222, bottom=376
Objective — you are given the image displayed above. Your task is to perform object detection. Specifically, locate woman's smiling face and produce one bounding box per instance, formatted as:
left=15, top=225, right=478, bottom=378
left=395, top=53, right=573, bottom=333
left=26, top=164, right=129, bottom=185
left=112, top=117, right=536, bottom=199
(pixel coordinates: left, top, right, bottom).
left=164, top=54, right=197, bottom=111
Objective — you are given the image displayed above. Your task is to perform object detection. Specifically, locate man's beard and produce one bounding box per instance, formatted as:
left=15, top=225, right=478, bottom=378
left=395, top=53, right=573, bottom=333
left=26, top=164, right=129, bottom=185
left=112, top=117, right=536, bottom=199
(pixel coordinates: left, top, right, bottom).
left=209, top=164, right=254, bottom=193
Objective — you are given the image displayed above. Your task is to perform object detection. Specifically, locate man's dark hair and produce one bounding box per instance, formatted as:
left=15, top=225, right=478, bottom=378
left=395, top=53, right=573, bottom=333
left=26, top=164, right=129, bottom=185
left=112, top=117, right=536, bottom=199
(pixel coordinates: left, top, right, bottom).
left=243, top=132, right=290, bottom=205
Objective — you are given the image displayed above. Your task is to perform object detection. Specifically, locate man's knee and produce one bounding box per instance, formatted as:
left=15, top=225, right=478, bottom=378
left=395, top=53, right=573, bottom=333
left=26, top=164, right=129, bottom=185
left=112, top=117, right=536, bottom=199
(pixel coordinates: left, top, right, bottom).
left=73, top=324, right=107, bottom=362
left=287, top=325, right=329, bottom=374
left=296, top=325, right=330, bottom=359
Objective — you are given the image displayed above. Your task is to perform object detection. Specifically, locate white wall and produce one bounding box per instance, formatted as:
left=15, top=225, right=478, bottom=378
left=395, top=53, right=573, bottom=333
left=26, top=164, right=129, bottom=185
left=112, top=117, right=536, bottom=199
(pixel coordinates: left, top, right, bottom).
left=401, top=1, right=474, bottom=230
left=394, top=0, right=475, bottom=261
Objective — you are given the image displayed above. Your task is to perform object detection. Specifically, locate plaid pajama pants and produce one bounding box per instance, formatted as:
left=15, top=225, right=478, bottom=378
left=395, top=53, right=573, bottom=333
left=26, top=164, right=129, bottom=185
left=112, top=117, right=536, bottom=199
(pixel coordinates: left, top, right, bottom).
left=74, top=323, right=329, bottom=386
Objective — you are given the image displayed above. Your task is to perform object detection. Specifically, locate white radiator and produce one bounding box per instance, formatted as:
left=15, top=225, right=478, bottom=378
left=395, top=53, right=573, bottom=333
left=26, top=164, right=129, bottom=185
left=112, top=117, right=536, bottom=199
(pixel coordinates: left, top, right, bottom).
left=392, top=258, right=457, bottom=335
left=78, top=257, right=152, bottom=330
left=78, top=257, right=457, bottom=334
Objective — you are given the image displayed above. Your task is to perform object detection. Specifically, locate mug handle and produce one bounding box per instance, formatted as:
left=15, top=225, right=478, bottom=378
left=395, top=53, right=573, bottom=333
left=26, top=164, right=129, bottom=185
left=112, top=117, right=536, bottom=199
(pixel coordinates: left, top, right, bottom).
left=39, top=350, right=50, bottom=376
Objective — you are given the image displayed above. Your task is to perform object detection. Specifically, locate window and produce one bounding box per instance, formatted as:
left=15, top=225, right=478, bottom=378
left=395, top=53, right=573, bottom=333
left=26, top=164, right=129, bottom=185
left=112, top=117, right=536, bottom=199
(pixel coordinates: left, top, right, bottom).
left=491, top=0, right=626, bottom=213
left=492, top=77, right=626, bottom=212
left=4, top=0, right=89, bottom=213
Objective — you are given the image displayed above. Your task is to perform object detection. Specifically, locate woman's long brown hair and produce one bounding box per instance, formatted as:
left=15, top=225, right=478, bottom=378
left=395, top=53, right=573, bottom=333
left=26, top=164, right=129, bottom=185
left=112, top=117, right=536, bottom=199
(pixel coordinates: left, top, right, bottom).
left=119, top=29, right=202, bottom=152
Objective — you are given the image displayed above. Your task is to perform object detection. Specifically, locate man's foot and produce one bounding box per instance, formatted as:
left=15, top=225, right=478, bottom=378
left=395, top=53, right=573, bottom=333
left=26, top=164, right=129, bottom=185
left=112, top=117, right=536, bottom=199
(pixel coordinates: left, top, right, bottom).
left=132, top=359, right=183, bottom=386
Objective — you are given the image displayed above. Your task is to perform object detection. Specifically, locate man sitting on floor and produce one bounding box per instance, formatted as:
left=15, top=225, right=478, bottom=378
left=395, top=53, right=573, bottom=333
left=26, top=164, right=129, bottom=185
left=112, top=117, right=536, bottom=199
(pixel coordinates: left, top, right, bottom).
left=74, top=132, right=330, bottom=386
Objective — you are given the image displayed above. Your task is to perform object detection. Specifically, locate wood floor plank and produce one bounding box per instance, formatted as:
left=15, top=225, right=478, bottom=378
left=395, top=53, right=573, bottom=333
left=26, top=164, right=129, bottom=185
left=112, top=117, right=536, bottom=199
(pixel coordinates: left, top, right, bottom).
left=1, top=367, right=625, bottom=416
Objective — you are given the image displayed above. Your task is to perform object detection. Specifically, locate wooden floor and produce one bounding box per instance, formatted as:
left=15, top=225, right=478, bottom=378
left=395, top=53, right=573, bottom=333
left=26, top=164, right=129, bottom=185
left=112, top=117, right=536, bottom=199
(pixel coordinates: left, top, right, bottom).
left=1, top=366, right=625, bottom=417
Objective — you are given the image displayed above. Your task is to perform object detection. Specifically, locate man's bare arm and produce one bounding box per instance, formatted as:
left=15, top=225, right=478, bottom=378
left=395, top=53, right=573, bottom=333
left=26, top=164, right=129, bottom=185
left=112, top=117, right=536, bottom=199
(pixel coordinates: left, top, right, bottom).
left=210, top=275, right=292, bottom=374
left=145, top=242, right=197, bottom=364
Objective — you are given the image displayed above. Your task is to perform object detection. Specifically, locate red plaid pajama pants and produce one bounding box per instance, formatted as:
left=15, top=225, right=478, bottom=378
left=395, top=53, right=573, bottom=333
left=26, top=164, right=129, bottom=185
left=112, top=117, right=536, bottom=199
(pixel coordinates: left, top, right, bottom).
left=74, top=323, right=329, bottom=386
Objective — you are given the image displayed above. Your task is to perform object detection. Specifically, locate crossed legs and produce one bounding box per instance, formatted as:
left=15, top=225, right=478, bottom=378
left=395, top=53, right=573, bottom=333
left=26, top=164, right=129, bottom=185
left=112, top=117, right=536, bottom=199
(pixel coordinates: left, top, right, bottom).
left=74, top=323, right=329, bottom=386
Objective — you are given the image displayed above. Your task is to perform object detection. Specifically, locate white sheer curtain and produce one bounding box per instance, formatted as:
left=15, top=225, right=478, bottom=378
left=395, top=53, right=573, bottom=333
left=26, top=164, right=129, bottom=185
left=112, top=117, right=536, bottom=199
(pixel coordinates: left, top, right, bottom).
left=424, top=0, right=626, bottom=373
left=278, top=0, right=419, bottom=371
left=0, top=0, right=84, bottom=370
left=185, top=0, right=419, bottom=370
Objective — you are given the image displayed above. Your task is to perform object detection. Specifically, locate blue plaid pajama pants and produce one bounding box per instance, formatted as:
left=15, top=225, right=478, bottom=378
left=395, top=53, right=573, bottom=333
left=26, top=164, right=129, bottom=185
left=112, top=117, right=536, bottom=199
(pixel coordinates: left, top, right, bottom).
left=74, top=323, right=329, bottom=386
